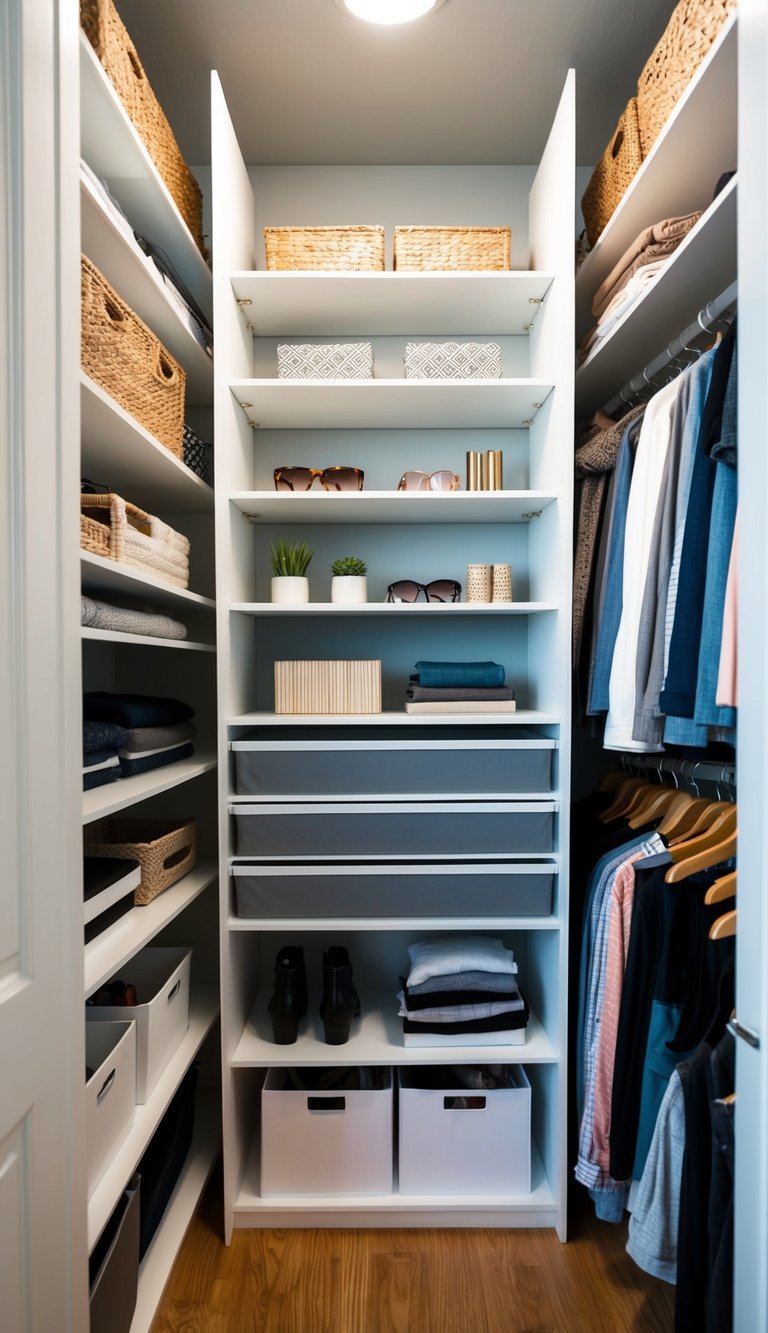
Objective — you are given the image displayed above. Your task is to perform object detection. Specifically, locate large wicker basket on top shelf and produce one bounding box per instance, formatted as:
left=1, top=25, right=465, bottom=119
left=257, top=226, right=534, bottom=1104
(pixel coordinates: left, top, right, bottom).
left=393, top=226, right=511, bottom=271
left=81, top=255, right=186, bottom=457
left=264, top=226, right=385, bottom=271
left=636, top=0, right=736, bottom=156
left=80, top=0, right=207, bottom=259
left=580, top=97, right=644, bottom=247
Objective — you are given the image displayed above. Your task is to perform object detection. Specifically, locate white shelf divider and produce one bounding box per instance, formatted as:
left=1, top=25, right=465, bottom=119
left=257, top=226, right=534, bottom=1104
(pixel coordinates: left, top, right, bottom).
left=81, top=551, right=216, bottom=611
left=228, top=710, right=560, bottom=728
left=81, top=628, right=215, bottom=651
left=230, top=490, right=556, bottom=525
left=230, top=601, right=557, bottom=617
left=228, top=914, right=561, bottom=933
left=82, top=753, right=217, bottom=825
left=231, top=270, right=555, bottom=336
left=85, top=865, right=218, bottom=998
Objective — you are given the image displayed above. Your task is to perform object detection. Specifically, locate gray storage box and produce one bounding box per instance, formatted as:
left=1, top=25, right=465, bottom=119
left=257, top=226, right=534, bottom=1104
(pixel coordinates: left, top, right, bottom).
left=232, top=860, right=556, bottom=918
left=231, top=801, right=556, bottom=858
left=232, top=734, right=554, bottom=797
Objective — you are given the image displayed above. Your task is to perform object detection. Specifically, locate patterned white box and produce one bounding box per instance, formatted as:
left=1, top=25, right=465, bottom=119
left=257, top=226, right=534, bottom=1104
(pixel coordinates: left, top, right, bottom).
left=277, top=342, right=374, bottom=379
left=404, top=341, right=502, bottom=379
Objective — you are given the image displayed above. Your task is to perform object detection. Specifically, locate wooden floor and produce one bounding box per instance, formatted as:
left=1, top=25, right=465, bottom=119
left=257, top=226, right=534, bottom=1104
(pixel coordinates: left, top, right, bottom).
left=150, top=1170, right=676, bottom=1333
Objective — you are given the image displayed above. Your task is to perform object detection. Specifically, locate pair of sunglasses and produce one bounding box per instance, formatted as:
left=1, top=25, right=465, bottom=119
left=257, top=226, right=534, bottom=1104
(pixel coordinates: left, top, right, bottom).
left=387, top=579, right=461, bottom=603
left=398, top=471, right=460, bottom=492
left=274, top=466, right=364, bottom=492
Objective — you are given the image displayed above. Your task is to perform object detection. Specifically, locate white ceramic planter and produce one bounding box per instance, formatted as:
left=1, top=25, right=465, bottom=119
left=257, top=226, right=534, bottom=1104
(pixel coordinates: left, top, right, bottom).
left=271, top=576, right=309, bottom=604
left=331, top=575, right=368, bottom=604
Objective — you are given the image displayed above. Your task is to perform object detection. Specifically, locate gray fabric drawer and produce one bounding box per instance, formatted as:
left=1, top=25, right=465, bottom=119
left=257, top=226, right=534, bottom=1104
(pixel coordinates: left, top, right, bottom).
left=231, top=802, right=556, bottom=857
left=232, top=736, right=554, bottom=797
left=232, top=861, right=556, bottom=918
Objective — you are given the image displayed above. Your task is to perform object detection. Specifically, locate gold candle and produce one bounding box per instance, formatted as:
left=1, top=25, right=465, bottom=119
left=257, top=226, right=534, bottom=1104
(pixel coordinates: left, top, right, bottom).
left=491, top=449, right=503, bottom=490
left=481, top=451, right=491, bottom=490
left=466, top=450, right=481, bottom=491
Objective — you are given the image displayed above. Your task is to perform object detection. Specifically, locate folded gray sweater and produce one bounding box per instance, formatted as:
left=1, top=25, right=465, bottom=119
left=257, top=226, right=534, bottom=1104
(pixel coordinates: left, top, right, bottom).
left=81, top=595, right=187, bottom=640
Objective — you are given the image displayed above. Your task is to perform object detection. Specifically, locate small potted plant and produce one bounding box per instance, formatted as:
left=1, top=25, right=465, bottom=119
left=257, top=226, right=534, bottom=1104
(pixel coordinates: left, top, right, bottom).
left=331, top=555, right=368, bottom=604
left=269, top=538, right=313, bottom=604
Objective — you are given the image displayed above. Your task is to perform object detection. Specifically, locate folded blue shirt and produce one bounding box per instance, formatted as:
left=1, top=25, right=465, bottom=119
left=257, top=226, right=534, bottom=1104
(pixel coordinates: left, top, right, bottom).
left=414, top=660, right=505, bottom=688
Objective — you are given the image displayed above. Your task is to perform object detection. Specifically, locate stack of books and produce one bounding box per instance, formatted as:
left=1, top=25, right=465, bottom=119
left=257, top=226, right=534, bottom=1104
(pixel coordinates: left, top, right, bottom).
left=405, top=659, right=516, bottom=714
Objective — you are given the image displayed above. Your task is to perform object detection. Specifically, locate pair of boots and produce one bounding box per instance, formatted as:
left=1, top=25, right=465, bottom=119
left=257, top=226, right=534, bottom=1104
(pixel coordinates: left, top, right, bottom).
left=267, top=944, right=361, bottom=1045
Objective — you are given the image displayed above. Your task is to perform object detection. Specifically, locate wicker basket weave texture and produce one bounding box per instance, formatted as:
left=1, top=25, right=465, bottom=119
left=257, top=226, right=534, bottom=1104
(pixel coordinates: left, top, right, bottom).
left=580, top=98, right=645, bottom=248
left=264, top=226, right=385, bottom=271
left=636, top=0, right=736, bottom=156
left=80, top=491, right=190, bottom=588
left=80, top=0, right=207, bottom=258
left=84, top=817, right=198, bottom=905
left=393, top=226, right=511, bottom=272
left=81, top=255, right=186, bottom=457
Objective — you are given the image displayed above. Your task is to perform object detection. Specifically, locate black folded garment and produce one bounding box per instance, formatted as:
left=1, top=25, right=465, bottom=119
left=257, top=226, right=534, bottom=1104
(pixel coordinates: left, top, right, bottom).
left=406, top=685, right=516, bottom=702
left=84, top=692, right=194, bottom=728
left=83, top=719, right=130, bottom=756
left=118, top=741, right=194, bottom=778
left=402, top=1000, right=529, bottom=1035
left=402, top=985, right=521, bottom=1010
left=83, top=764, right=121, bottom=792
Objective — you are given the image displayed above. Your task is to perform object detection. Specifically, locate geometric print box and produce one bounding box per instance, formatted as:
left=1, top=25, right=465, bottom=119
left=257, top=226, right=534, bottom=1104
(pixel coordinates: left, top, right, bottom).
left=405, top=341, right=502, bottom=379
left=277, top=342, right=374, bottom=379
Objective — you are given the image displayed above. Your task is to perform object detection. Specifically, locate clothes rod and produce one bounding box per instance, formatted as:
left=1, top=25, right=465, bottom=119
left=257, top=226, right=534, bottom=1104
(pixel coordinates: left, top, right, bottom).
left=603, top=280, right=738, bottom=415
left=614, top=753, right=736, bottom=790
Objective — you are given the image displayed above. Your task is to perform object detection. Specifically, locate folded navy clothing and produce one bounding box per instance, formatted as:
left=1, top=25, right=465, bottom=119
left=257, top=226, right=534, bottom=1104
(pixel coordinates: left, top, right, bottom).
left=406, top=685, right=515, bottom=702
left=403, top=986, right=521, bottom=1011
left=83, top=746, right=121, bottom=769
left=118, top=741, right=194, bottom=778
left=401, top=1001, right=529, bottom=1035
left=83, top=719, right=130, bottom=756
left=414, top=660, right=505, bottom=688
left=83, top=766, right=121, bottom=792
left=84, top=692, right=195, bottom=728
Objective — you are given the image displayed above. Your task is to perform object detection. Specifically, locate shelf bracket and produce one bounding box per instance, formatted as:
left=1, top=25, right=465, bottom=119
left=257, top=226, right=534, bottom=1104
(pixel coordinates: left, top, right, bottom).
left=521, top=510, right=543, bottom=521
left=523, top=294, right=546, bottom=333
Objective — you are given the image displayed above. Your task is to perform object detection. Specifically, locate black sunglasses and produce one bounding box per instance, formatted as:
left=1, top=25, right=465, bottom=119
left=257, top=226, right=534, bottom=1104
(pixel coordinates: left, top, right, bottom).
left=387, top=579, right=461, bottom=603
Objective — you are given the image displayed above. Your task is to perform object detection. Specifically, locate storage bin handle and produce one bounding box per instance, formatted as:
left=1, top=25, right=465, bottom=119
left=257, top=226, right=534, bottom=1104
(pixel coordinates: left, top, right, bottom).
left=154, top=347, right=179, bottom=387
left=96, top=1068, right=116, bottom=1104
left=443, top=1096, right=486, bottom=1111
left=611, top=128, right=625, bottom=159
left=102, top=294, right=127, bottom=331
left=307, top=1096, right=345, bottom=1112
left=167, top=979, right=181, bottom=1002
left=164, top=840, right=193, bottom=872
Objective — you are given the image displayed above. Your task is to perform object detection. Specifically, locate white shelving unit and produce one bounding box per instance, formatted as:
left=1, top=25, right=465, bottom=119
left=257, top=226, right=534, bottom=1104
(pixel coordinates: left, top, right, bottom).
left=78, top=24, right=220, bottom=1331
left=213, top=67, right=574, bottom=1238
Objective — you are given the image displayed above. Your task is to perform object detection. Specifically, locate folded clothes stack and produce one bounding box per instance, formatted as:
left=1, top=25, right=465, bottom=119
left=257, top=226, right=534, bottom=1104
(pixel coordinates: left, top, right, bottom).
left=83, top=719, right=129, bottom=791
left=577, top=210, right=702, bottom=366
left=405, top=659, right=516, bottom=714
left=399, top=936, right=529, bottom=1047
left=83, top=693, right=196, bottom=784
left=81, top=594, right=188, bottom=641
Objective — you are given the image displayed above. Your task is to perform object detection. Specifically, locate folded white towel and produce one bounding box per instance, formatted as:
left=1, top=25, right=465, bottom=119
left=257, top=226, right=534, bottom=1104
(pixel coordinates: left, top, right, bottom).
left=407, top=936, right=516, bottom=988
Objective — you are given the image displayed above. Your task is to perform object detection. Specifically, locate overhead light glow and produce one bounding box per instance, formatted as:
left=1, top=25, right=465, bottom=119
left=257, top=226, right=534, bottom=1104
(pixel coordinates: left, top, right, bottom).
left=339, top=0, right=444, bottom=25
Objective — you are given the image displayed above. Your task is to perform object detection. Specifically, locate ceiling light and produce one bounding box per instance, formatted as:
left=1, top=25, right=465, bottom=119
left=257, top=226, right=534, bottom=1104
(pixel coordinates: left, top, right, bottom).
left=337, top=0, right=445, bottom=25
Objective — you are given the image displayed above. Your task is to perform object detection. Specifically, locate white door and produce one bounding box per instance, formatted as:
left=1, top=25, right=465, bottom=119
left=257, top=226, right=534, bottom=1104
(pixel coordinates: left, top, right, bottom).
left=0, top=1, right=87, bottom=1328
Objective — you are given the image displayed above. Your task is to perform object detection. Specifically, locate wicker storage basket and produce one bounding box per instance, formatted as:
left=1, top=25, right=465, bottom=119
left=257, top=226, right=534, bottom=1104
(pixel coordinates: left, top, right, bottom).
left=636, top=0, right=736, bottom=156
left=264, top=226, right=385, bottom=271
left=84, top=818, right=198, bottom=905
left=393, top=226, right=511, bottom=272
left=80, top=0, right=207, bottom=258
left=80, top=491, right=190, bottom=588
left=81, top=255, right=186, bottom=457
left=581, top=98, right=644, bottom=248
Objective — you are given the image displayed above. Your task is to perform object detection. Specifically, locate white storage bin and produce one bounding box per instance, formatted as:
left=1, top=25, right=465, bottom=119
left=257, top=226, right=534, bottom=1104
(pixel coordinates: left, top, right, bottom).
left=398, top=1065, right=531, bottom=1195
left=86, top=947, right=191, bottom=1103
left=232, top=801, right=556, bottom=858
left=85, top=1020, right=136, bottom=1196
left=261, top=1067, right=393, bottom=1196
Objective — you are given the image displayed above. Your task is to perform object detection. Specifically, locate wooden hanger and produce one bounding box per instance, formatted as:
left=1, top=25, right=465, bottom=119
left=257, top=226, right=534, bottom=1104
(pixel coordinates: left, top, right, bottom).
left=666, top=800, right=735, bottom=845
left=665, top=806, right=737, bottom=863
left=596, top=769, right=629, bottom=794
left=598, top=777, right=651, bottom=822
left=704, top=870, right=737, bottom=906
left=626, top=785, right=680, bottom=829
left=665, top=824, right=737, bottom=883
left=709, top=908, right=736, bottom=940
left=657, top=793, right=720, bottom=840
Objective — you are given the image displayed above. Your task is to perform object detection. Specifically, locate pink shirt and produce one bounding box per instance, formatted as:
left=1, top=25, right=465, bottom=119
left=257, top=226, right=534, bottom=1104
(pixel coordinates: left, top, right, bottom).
left=592, top=852, right=642, bottom=1170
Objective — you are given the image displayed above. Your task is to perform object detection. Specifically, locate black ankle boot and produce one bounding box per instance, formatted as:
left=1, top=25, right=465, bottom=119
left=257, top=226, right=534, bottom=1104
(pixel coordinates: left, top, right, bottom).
left=319, top=945, right=361, bottom=1045
left=267, top=944, right=308, bottom=1044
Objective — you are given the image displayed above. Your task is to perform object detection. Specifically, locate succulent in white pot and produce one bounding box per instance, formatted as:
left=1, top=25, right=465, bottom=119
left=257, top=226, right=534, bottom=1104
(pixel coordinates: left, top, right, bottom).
left=331, top=555, right=368, bottom=604
left=269, top=538, right=313, bottom=603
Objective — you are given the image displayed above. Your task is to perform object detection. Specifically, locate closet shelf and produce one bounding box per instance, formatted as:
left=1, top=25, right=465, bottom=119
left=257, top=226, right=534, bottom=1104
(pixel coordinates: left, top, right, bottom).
left=81, top=172, right=213, bottom=404
left=230, top=270, right=555, bottom=336
left=229, top=379, right=555, bottom=430
left=231, top=991, right=557, bottom=1067
left=234, top=1140, right=555, bottom=1224
left=575, top=13, right=736, bottom=334
left=227, top=711, right=561, bottom=728
left=230, top=491, right=557, bottom=524
left=81, top=552, right=216, bottom=612
left=81, top=376, right=213, bottom=514
left=230, top=601, right=558, bottom=617
left=82, top=628, right=215, bottom=651
left=85, top=863, right=218, bottom=999
left=575, top=176, right=737, bottom=412
left=228, top=914, right=561, bottom=933
left=79, top=33, right=212, bottom=322
left=87, top=985, right=219, bottom=1251
left=82, top=752, right=217, bottom=825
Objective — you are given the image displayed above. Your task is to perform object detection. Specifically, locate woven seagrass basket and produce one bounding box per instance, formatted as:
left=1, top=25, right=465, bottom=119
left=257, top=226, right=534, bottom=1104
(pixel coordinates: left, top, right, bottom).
left=264, top=226, right=385, bottom=271
left=581, top=98, right=644, bottom=248
left=79, top=490, right=190, bottom=589
left=636, top=0, right=736, bottom=156
left=84, top=817, right=198, bottom=905
left=393, top=226, right=511, bottom=271
left=81, top=255, right=186, bottom=457
left=80, top=0, right=207, bottom=258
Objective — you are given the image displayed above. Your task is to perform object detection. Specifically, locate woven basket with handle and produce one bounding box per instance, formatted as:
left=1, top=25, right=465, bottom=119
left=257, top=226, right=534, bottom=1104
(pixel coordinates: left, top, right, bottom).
left=581, top=98, right=644, bottom=248
left=80, top=0, right=207, bottom=258
left=84, top=817, right=198, bottom=905
left=636, top=0, right=736, bottom=156
left=81, top=255, right=186, bottom=457
left=264, top=226, right=385, bottom=271
left=393, top=226, right=511, bottom=271
left=80, top=490, right=190, bottom=588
